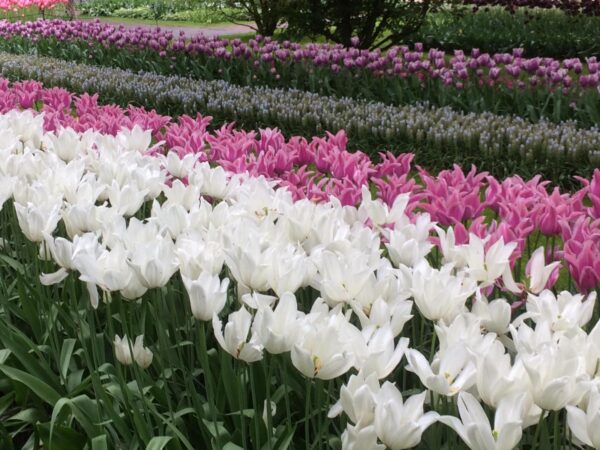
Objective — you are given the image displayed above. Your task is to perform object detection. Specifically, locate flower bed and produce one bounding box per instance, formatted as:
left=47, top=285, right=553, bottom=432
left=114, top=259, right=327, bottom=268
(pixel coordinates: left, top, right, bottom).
left=0, top=108, right=599, bottom=448
left=1, top=77, right=599, bottom=295
left=1, top=19, right=600, bottom=125
left=0, top=52, right=598, bottom=186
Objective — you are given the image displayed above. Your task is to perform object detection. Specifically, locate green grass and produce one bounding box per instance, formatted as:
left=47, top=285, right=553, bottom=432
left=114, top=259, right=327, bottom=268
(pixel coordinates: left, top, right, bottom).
left=77, top=14, right=255, bottom=29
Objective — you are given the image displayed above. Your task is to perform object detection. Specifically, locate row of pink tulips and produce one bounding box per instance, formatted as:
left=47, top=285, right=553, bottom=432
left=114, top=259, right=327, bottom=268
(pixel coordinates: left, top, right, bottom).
left=0, top=0, right=65, bottom=9
left=3, top=77, right=600, bottom=292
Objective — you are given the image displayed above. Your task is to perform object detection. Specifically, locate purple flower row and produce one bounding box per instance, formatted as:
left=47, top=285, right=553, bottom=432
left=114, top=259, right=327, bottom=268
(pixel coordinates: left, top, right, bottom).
left=1, top=19, right=600, bottom=95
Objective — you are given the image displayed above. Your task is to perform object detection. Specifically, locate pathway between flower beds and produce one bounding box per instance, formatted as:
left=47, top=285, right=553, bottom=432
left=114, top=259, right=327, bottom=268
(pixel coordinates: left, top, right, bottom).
left=79, top=18, right=255, bottom=38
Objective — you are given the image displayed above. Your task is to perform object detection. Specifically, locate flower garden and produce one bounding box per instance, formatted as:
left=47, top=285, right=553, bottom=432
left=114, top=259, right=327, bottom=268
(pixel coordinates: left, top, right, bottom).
left=0, top=1, right=600, bottom=449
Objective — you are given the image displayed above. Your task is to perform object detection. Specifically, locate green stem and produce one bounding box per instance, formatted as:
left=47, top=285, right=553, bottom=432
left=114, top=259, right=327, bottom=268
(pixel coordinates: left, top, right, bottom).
left=249, top=364, right=261, bottom=449
left=305, top=379, right=312, bottom=448
left=531, top=410, right=546, bottom=450
left=264, top=357, right=273, bottom=450
left=553, top=410, right=560, bottom=450
left=198, top=321, right=221, bottom=448
left=280, top=357, right=293, bottom=432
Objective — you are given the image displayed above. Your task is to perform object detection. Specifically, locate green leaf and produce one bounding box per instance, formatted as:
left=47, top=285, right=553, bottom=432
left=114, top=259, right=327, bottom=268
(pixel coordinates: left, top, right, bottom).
left=0, top=349, right=11, bottom=364
left=222, top=443, right=244, bottom=450
left=0, top=322, right=62, bottom=392
left=146, top=436, right=173, bottom=450
left=91, top=435, right=108, bottom=450
left=0, top=254, right=25, bottom=274
left=0, top=364, right=60, bottom=405
left=7, top=407, right=43, bottom=424
left=37, top=422, right=86, bottom=450
left=59, top=339, right=76, bottom=381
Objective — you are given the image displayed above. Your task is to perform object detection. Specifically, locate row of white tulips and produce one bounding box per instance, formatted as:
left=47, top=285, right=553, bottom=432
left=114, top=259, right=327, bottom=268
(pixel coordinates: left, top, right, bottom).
left=1, top=109, right=599, bottom=449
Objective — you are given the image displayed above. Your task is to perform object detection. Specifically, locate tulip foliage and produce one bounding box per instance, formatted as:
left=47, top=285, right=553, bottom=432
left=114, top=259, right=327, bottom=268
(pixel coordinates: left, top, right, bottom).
left=0, top=98, right=600, bottom=449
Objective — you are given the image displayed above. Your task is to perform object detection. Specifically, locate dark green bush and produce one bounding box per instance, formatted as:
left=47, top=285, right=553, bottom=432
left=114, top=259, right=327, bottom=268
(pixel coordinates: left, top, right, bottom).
left=406, top=6, right=600, bottom=58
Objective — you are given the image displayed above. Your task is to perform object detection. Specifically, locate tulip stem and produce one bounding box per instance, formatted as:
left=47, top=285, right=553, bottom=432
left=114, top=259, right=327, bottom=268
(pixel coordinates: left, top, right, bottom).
left=263, top=358, right=273, bottom=450
left=429, top=327, right=438, bottom=363
left=249, top=364, right=262, bottom=449
left=531, top=410, right=546, bottom=450
left=198, top=321, right=221, bottom=448
left=305, top=380, right=312, bottom=447
left=553, top=410, right=560, bottom=450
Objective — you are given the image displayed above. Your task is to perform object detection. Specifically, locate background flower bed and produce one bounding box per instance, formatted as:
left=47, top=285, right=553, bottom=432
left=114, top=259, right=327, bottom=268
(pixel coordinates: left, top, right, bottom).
left=0, top=51, right=597, bottom=187
left=1, top=20, right=600, bottom=127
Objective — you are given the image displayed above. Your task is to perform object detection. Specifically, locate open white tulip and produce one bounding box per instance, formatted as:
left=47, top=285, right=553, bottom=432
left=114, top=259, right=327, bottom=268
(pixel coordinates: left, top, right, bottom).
left=342, top=424, right=385, bottom=450
left=328, top=371, right=381, bottom=428
left=411, top=262, right=476, bottom=323
left=374, top=382, right=439, bottom=450
left=405, top=345, right=476, bottom=396
left=291, top=309, right=363, bottom=380
left=252, top=292, right=301, bottom=354
left=212, top=307, right=263, bottom=363
left=439, top=391, right=525, bottom=450
left=526, top=247, right=560, bottom=294
left=566, top=391, right=600, bottom=448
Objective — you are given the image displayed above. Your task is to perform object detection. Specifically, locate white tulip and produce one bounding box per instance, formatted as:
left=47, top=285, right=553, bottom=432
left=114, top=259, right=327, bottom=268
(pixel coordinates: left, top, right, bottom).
left=127, top=233, right=179, bottom=289
left=374, top=383, right=439, bottom=450
left=439, top=391, right=525, bottom=450
left=252, top=292, right=301, bottom=354
left=114, top=334, right=153, bottom=369
left=526, top=247, right=560, bottom=294
left=182, top=272, right=229, bottom=321
left=405, top=346, right=476, bottom=396
left=291, top=309, right=363, bottom=380
left=524, top=290, right=596, bottom=333
left=212, top=307, right=263, bottom=363
left=328, top=371, right=381, bottom=427
left=317, top=249, right=375, bottom=304
left=411, top=262, right=476, bottom=323
left=471, top=295, right=511, bottom=335
left=566, top=390, right=600, bottom=448
left=14, top=201, right=61, bottom=242
left=360, top=325, right=409, bottom=379
left=341, top=424, right=385, bottom=450
left=106, top=180, right=148, bottom=217
left=116, top=125, right=152, bottom=153
left=522, top=336, right=586, bottom=411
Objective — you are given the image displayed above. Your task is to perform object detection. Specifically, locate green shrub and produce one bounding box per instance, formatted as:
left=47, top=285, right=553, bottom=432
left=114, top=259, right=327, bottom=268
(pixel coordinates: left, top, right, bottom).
left=111, top=6, right=155, bottom=19
left=163, top=7, right=251, bottom=23
left=406, top=6, right=600, bottom=58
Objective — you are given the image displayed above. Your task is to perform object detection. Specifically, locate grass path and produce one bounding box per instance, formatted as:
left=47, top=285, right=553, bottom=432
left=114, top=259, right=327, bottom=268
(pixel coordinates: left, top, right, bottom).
left=78, top=16, right=256, bottom=38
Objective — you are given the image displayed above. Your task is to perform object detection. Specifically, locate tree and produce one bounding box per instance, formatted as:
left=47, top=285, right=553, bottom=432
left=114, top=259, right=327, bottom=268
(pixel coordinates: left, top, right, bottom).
left=66, top=0, right=76, bottom=20
left=223, top=0, right=290, bottom=36
left=285, top=0, right=449, bottom=50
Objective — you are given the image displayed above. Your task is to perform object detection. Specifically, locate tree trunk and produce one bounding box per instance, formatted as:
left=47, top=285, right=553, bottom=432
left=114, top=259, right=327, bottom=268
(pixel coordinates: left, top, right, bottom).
left=66, top=0, right=76, bottom=20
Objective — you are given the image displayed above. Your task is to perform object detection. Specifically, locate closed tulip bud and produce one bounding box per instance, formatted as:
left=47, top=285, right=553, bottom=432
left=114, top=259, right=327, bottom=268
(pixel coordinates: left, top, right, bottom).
left=182, top=272, right=229, bottom=321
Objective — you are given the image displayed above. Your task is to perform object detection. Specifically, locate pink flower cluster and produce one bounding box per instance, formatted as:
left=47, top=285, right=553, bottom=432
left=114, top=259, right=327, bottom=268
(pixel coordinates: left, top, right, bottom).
left=0, top=19, right=599, bottom=94
left=3, top=77, right=600, bottom=293
left=0, top=0, right=66, bottom=10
